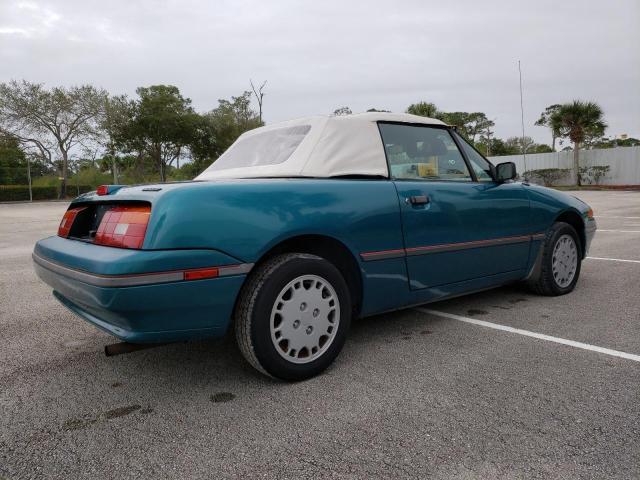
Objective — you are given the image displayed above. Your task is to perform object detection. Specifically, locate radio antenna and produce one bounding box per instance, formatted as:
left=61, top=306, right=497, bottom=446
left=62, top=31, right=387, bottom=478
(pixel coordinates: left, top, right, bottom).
left=518, top=60, right=528, bottom=179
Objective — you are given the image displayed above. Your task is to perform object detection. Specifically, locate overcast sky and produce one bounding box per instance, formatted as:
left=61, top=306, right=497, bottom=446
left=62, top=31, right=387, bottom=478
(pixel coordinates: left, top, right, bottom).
left=1, top=0, right=638, bottom=144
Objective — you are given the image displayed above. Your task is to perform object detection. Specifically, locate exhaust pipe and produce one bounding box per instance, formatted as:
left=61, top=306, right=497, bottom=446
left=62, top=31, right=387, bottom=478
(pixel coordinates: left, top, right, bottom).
left=104, top=342, right=169, bottom=357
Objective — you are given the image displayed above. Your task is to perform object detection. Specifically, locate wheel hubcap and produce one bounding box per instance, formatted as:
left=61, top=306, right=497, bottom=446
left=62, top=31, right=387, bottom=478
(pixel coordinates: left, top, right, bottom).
left=270, top=274, right=340, bottom=364
left=552, top=234, right=578, bottom=288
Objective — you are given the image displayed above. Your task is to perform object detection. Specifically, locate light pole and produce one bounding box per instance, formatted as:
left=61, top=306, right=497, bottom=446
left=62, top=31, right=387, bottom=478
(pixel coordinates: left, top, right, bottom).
left=27, top=155, right=32, bottom=202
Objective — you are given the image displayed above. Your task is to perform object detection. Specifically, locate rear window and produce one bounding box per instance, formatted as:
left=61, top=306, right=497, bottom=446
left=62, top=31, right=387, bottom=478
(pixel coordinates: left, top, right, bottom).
left=203, top=125, right=311, bottom=172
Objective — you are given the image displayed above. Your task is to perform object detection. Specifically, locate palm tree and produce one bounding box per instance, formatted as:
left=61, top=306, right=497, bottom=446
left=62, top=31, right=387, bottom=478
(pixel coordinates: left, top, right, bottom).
left=551, top=101, right=606, bottom=186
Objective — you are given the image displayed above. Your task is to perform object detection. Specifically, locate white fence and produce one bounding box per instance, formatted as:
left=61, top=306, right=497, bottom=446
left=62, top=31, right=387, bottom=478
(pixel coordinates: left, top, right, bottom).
left=488, top=146, right=640, bottom=186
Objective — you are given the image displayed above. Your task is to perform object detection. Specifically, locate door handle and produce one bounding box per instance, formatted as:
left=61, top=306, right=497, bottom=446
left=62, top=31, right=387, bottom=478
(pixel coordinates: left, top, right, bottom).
left=406, top=195, right=430, bottom=205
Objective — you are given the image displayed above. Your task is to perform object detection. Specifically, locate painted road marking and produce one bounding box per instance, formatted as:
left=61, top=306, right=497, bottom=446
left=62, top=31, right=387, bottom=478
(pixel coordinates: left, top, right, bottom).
left=597, top=229, right=640, bottom=233
left=415, top=308, right=640, bottom=363
left=587, top=256, right=640, bottom=264
left=595, top=216, right=640, bottom=219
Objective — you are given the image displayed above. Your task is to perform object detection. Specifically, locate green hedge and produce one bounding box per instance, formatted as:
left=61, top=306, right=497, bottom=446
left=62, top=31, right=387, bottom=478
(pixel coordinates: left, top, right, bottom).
left=0, top=185, right=94, bottom=201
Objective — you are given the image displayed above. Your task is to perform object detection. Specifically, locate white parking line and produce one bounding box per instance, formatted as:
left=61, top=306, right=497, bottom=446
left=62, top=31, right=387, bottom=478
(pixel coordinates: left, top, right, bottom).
left=415, top=308, right=640, bottom=362
left=587, top=256, right=640, bottom=264
left=595, top=216, right=640, bottom=219
left=597, top=229, right=640, bottom=233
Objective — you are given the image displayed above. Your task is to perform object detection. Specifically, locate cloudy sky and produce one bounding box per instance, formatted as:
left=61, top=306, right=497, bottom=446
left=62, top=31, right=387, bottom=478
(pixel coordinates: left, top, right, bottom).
left=1, top=0, right=638, bottom=144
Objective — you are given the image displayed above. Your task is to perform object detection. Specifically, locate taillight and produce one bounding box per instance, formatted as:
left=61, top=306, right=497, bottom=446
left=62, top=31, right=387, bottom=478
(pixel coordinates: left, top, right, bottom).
left=96, top=185, right=126, bottom=196
left=58, top=207, right=86, bottom=238
left=94, top=205, right=151, bottom=249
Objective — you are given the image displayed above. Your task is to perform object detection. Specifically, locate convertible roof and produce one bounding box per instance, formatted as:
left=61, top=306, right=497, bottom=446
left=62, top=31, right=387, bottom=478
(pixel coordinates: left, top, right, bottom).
left=196, top=112, right=447, bottom=180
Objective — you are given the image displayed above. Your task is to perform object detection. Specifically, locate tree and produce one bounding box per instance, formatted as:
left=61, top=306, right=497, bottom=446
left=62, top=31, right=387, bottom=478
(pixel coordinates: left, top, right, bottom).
left=551, top=101, right=607, bottom=186
left=535, top=104, right=561, bottom=151
left=207, top=91, right=263, bottom=153
left=97, top=153, right=135, bottom=178
left=0, top=80, right=107, bottom=197
left=98, top=95, right=132, bottom=183
left=406, top=102, right=439, bottom=118
left=250, top=80, right=267, bottom=123
left=478, top=122, right=495, bottom=155
left=591, top=136, right=640, bottom=149
left=505, top=136, right=535, bottom=154
left=530, top=143, right=553, bottom=154
left=463, top=113, right=494, bottom=144
left=0, top=134, right=27, bottom=184
left=436, top=112, right=487, bottom=141
left=185, top=91, right=263, bottom=177
left=367, top=108, right=390, bottom=112
left=476, top=136, right=552, bottom=157
left=333, top=106, right=352, bottom=116
left=616, top=137, right=640, bottom=147
left=114, top=85, right=199, bottom=182
left=186, top=114, right=220, bottom=176
left=406, top=103, right=494, bottom=143
left=476, top=138, right=511, bottom=157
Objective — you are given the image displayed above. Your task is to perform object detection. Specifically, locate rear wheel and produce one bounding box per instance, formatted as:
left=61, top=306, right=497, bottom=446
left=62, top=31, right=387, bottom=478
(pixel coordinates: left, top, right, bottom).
left=235, top=253, right=351, bottom=381
left=528, top=221, right=582, bottom=296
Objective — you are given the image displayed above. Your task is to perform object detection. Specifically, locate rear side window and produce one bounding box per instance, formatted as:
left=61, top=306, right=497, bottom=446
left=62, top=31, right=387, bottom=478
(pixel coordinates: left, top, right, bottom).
left=204, top=125, right=311, bottom=172
left=378, top=123, right=472, bottom=181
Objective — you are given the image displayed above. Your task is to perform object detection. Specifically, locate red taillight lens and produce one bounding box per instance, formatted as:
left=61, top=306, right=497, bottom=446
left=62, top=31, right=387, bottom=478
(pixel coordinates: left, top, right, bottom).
left=94, top=205, right=151, bottom=249
left=96, top=185, right=109, bottom=196
left=58, top=207, right=86, bottom=238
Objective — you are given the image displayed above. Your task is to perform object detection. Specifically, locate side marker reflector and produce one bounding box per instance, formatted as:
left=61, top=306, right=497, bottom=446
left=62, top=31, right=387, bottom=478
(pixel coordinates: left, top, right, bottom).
left=183, top=267, right=220, bottom=281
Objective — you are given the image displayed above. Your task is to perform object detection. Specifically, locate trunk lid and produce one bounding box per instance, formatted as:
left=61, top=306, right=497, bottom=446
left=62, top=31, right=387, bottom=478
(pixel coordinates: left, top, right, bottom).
left=63, top=183, right=198, bottom=244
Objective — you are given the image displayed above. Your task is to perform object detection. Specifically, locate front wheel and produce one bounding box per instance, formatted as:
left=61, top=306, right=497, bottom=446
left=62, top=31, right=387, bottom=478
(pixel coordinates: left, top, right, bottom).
left=235, top=253, right=351, bottom=381
left=528, top=221, right=582, bottom=296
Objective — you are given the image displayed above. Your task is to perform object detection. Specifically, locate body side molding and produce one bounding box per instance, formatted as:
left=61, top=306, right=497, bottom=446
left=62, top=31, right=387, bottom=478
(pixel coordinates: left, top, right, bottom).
left=360, top=233, right=546, bottom=262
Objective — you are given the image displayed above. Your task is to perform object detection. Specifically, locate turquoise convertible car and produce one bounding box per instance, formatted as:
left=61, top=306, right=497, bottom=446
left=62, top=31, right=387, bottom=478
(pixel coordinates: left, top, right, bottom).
left=33, top=112, right=596, bottom=380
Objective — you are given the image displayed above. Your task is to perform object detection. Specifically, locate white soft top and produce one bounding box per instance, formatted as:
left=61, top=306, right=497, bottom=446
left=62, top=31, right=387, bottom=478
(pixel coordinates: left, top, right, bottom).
left=196, top=112, right=446, bottom=179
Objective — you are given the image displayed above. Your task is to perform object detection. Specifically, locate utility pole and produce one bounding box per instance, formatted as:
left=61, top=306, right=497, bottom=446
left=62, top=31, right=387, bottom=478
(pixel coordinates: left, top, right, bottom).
left=27, top=155, right=32, bottom=202
left=110, top=141, right=118, bottom=184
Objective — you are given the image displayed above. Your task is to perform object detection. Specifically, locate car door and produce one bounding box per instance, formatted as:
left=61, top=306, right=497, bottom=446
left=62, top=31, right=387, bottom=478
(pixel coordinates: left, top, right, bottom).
left=378, top=122, right=532, bottom=290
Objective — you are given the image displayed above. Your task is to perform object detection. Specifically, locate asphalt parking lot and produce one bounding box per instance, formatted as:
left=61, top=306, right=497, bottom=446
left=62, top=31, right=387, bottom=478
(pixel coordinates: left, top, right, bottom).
left=1, top=191, right=639, bottom=479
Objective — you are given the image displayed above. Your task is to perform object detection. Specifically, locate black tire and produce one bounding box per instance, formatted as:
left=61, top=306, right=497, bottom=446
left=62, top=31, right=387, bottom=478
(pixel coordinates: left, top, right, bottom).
left=235, top=253, right=352, bottom=381
left=528, top=221, right=582, bottom=296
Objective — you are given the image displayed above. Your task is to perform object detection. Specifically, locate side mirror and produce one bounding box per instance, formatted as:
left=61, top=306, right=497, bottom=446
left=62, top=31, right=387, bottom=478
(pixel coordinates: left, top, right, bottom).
left=496, top=162, right=517, bottom=182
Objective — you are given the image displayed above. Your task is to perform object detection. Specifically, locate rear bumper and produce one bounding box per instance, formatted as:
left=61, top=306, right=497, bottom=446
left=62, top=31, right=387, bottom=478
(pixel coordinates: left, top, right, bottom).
left=33, top=237, right=251, bottom=343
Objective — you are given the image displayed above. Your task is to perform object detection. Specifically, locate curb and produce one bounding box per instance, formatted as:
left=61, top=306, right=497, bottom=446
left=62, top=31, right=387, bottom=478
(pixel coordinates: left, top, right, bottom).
left=0, top=200, right=71, bottom=205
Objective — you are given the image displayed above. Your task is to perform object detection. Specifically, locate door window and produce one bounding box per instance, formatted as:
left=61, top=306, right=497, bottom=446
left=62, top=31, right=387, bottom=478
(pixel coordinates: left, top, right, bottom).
left=378, top=123, right=472, bottom=181
left=454, top=132, right=494, bottom=181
